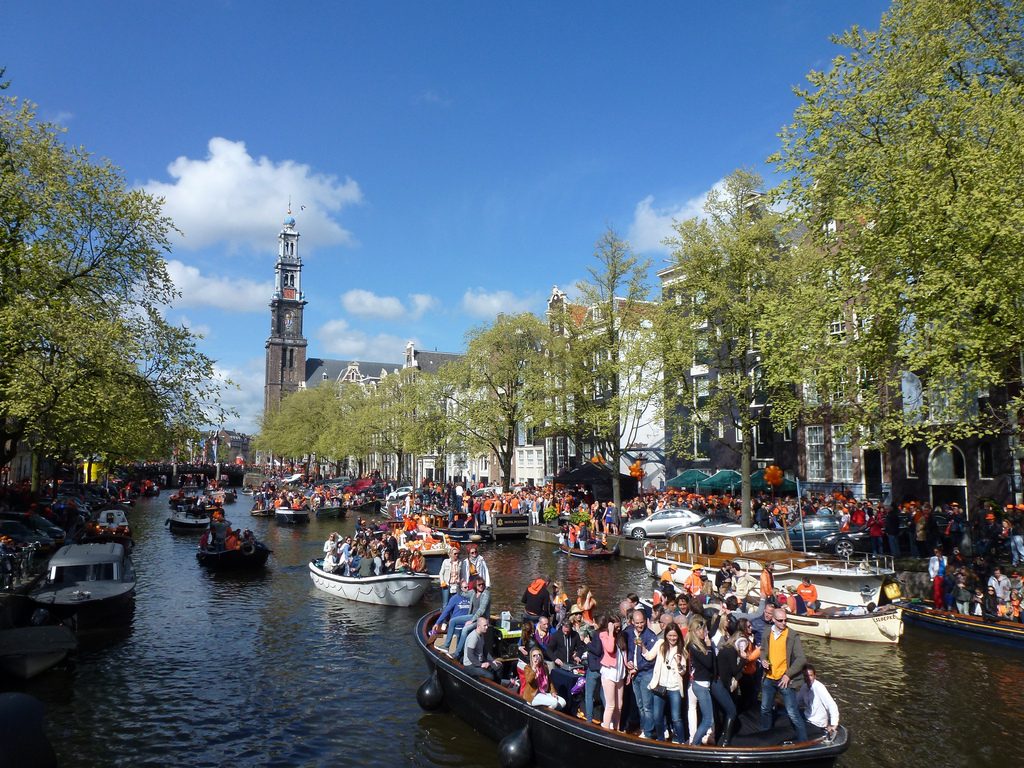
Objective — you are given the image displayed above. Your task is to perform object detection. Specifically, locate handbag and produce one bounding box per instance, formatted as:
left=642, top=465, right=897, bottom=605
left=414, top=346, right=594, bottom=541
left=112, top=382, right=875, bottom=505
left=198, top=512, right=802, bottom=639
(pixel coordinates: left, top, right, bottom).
left=651, top=684, right=667, bottom=697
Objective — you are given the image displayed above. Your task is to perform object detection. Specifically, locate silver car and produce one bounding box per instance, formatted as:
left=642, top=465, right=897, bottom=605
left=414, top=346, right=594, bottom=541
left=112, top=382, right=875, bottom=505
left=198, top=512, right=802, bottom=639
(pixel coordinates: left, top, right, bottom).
left=623, top=507, right=703, bottom=539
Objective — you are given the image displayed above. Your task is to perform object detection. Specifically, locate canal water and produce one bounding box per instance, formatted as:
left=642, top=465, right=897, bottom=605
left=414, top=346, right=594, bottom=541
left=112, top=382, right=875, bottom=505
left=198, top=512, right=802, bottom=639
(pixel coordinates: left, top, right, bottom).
left=10, top=496, right=1023, bottom=768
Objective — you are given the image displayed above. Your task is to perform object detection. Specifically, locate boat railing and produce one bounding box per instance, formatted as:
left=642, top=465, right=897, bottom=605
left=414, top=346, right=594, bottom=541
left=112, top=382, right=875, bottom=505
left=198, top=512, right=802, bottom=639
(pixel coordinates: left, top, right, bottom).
left=642, top=542, right=895, bottom=574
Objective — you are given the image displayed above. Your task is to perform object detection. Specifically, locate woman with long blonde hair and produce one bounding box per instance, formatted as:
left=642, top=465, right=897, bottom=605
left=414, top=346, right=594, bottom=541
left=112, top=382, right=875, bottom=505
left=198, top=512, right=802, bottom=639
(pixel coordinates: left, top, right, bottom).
left=576, top=584, right=598, bottom=629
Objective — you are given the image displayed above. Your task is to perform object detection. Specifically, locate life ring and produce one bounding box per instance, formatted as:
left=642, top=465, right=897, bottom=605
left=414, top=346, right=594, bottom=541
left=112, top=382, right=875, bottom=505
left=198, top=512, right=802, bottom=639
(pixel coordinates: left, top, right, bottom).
left=242, top=541, right=256, bottom=555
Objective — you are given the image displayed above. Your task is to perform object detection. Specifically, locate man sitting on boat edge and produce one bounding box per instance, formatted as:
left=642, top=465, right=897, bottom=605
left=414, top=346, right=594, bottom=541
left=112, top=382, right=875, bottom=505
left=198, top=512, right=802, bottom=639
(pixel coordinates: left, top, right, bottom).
left=463, top=616, right=502, bottom=682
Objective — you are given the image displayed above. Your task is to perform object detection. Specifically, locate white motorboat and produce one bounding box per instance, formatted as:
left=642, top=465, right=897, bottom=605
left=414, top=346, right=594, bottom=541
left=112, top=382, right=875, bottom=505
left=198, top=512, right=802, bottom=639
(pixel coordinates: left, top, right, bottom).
left=783, top=606, right=904, bottom=643
left=167, top=504, right=211, bottom=532
left=30, top=543, right=136, bottom=631
left=643, top=524, right=897, bottom=608
left=0, top=625, right=78, bottom=679
left=308, top=559, right=433, bottom=606
left=80, top=507, right=134, bottom=551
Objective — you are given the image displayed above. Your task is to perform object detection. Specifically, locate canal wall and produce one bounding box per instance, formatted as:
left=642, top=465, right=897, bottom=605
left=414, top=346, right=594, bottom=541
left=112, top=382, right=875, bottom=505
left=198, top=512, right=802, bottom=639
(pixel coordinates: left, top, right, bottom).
left=526, top=526, right=933, bottom=600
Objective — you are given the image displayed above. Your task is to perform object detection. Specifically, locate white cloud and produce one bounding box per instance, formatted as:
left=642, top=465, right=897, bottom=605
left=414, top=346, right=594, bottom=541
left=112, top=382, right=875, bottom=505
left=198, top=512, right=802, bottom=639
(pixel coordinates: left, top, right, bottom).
left=627, top=180, right=726, bottom=254
left=143, top=137, right=362, bottom=253
left=166, top=259, right=272, bottom=312
left=213, top=358, right=266, bottom=433
left=317, top=319, right=410, bottom=362
left=341, top=289, right=405, bottom=320
left=409, top=293, right=438, bottom=320
left=339, top=289, right=440, bottom=321
left=461, top=288, right=536, bottom=319
left=415, top=89, right=452, bottom=106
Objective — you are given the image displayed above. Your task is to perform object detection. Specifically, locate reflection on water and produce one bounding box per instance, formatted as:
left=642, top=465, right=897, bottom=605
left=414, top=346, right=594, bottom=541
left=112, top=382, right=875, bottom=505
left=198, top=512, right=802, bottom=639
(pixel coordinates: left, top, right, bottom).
left=6, top=499, right=1021, bottom=767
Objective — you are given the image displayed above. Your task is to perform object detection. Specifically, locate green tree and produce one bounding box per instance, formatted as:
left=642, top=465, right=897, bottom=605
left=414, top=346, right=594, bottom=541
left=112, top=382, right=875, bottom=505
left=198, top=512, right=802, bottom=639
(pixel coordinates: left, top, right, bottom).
left=769, top=0, right=1024, bottom=447
left=437, top=313, right=551, bottom=492
left=0, top=92, right=226, bottom=478
left=549, top=228, right=657, bottom=516
left=660, top=171, right=783, bottom=526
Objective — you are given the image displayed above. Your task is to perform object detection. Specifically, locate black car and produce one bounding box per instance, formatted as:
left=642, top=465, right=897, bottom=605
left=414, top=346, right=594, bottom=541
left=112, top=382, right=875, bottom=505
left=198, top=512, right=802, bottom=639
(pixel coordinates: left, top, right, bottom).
left=0, top=512, right=66, bottom=545
left=787, top=515, right=845, bottom=552
left=0, top=519, right=57, bottom=551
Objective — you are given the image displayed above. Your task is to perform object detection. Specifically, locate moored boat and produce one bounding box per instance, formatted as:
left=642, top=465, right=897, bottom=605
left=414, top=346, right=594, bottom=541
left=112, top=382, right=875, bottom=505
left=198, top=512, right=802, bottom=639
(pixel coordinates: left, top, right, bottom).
left=30, top=543, right=136, bottom=631
left=644, top=524, right=896, bottom=608
left=78, top=508, right=134, bottom=552
left=0, top=625, right=78, bottom=679
left=558, top=543, right=620, bottom=560
left=308, top=559, right=433, bottom=606
left=413, top=611, right=849, bottom=767
left=783, top=605, right=903, bottom=644
left=897, top=600, right=1024, bottom=648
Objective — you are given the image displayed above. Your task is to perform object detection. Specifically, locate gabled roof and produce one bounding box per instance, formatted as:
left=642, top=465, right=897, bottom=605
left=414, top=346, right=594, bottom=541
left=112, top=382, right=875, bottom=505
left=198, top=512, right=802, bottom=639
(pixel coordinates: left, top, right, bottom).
left=305, top=357, right=402, bottom=388
left=412, top=350, right=462, bottom=374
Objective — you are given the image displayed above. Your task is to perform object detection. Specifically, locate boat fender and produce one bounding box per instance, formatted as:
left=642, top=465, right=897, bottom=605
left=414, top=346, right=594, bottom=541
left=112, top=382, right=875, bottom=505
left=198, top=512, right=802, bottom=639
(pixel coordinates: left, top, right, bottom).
left=416, top=671, right=444, bottom=711
left=0, top=693, right=57, bottom=768
left=242, top=541, right=256, bottom=556
left=497, top=725, right=531, bottom=768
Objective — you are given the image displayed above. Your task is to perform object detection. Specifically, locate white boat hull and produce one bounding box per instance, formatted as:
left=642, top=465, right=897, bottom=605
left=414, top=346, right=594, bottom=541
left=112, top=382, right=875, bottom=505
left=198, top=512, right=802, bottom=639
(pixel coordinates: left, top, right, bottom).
left=644, top=554, right=892, bottom=608
left=308, top=561, right=433, bottom=607
left=783, top=608, right=904, bottom=643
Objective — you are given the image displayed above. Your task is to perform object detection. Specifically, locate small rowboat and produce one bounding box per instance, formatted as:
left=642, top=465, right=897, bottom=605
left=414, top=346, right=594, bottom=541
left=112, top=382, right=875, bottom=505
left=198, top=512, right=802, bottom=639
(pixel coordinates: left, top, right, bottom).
left=558, top=543, right=619, bottom=560
left=308, top=560, right=433, bottom=606
left=413, top=611, right=849, bottom=767
left=196, top=540, right=272, bottom=570
left=898, top=600, right=1024, bottom=648
left=314, top=503, right=346, bottom=519
left=783, top=606, right=903, bottom=644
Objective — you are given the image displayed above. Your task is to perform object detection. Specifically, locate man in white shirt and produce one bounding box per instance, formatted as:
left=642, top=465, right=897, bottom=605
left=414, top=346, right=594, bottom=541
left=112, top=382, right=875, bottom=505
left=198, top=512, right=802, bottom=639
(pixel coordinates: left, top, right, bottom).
left=797, top=665, right=839, bottom=739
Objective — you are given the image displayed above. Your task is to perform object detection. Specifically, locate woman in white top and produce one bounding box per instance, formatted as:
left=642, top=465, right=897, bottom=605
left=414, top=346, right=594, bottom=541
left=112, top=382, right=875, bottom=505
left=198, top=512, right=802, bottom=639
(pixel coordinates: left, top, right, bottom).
left=644, top=624, right=687, bottom=743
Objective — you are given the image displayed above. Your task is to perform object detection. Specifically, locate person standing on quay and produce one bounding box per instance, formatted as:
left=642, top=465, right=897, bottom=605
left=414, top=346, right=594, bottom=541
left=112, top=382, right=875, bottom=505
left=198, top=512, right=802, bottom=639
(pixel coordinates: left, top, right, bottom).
left=928, top=547, right=948, bottom=608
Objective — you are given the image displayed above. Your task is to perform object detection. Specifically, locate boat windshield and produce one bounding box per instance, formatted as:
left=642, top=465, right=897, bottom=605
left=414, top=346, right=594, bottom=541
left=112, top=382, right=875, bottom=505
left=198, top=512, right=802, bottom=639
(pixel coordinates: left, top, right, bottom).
left=738, top=532, right=789, bottom=553
left=50, top=563, right=116, bottom=583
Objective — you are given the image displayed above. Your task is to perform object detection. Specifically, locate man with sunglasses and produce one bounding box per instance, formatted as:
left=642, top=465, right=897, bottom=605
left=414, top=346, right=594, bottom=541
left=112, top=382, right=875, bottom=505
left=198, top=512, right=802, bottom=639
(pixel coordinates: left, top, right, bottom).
left=759, top=608, right=809, bottom=742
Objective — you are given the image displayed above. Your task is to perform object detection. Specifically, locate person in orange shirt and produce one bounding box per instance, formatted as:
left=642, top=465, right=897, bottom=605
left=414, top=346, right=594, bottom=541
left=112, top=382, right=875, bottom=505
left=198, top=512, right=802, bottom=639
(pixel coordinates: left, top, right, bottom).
left=683, top=565, right=705, bottom=596
left=796, top=576, right=819, bottom=612
left=760, top=562, right=776, bottom=601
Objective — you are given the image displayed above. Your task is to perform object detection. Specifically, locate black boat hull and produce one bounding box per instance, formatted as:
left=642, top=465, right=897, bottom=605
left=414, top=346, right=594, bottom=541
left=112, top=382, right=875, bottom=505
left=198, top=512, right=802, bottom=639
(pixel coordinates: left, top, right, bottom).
left=414, top=612, right=847, bottom=768
left=196, top=545, right=271, bottom=570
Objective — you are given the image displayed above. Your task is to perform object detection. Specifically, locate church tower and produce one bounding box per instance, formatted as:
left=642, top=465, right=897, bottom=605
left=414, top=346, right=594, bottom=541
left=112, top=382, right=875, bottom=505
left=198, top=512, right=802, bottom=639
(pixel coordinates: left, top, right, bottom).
left=264, top=211, right=308, bottom=415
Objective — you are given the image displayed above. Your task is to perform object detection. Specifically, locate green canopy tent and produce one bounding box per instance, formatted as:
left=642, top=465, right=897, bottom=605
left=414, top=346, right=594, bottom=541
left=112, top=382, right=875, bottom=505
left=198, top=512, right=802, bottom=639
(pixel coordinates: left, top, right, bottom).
left=665, top=468, right=710, bottom=490
left=750, top=469, right=798, bottom=494
left=696, top=469, right=743, bottom=494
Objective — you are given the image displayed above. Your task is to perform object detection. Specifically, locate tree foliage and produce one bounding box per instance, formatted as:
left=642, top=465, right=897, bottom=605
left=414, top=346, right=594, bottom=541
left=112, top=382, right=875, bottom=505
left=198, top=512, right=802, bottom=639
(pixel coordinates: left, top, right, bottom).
left=660, top=170, right=783, bottom=524
left=0, top=91, right=226, bottom=472
left=549, top=228, right=657, bottom=511
left=436, top=313, right=551, bottom=491
left=767, top=0, right=1024, bottom=445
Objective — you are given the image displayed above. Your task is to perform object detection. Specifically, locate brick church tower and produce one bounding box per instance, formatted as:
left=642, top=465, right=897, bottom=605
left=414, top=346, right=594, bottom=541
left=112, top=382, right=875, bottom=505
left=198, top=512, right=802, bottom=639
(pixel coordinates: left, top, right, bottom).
left=263, top=211, right=308, bottom=415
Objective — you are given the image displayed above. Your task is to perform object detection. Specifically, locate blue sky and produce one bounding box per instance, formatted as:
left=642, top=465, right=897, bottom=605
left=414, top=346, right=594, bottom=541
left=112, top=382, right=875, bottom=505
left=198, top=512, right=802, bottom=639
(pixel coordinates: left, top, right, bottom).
left=6, top=1, right=890, bottom=432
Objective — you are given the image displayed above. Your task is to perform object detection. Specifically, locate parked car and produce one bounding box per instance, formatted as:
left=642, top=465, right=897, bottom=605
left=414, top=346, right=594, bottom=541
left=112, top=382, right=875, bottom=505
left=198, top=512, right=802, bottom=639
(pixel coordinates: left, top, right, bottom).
left=0, top=513, right=66, bottom=546
left=0, top=520, right=57, bottom=552
left=786, top=515, right=845, bottom=552
left=623, top=507, right=704, bottom=539
left=386, top=486, right=414, bottom=504
left=472, top=486, right=505, bottom=498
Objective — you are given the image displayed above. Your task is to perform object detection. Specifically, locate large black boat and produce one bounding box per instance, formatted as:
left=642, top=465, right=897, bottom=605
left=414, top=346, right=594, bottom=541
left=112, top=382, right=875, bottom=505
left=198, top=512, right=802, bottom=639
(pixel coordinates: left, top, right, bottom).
left=413, top=611, right=849, bottom=768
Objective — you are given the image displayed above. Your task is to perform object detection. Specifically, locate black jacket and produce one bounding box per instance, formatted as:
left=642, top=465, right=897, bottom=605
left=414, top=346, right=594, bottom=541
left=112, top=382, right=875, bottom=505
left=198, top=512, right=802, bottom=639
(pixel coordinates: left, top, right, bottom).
left=689, top=643, right=716, bottom=684
left=550, top=628, right=586, bottom=666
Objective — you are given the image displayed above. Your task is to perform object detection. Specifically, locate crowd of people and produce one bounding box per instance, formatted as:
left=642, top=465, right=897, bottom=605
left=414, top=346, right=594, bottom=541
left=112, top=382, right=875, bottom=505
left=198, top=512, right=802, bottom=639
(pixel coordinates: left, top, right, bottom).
left=426, top=545, right=841, bottom=746
left=318, top=524, right=429, bottom=578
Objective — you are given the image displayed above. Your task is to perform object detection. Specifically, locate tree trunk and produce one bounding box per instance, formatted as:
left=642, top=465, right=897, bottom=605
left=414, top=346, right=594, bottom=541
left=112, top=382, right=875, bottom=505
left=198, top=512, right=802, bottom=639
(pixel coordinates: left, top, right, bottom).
left=30, top=449, right=40, bottom=493
left=741, top=426, right=753, bottom=527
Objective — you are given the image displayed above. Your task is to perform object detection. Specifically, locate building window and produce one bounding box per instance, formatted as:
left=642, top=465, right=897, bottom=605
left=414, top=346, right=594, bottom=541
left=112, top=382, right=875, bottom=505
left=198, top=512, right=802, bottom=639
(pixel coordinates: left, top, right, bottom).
left=806, top=426, right=825, bottom=482
left=322, top=372, right=328, bottom=381
left=832, top=426, right=853, bottom=483
left=829, top=319, right=846, bottom=340
left=783, top=422, right=794, bottom=442
left=905, top=447, right=917, bottom=478
left=694, top=376, right=710, bottom=398
left=804, top=381, right=820, bottom=407
left=979, top=442, right=995, bottom=479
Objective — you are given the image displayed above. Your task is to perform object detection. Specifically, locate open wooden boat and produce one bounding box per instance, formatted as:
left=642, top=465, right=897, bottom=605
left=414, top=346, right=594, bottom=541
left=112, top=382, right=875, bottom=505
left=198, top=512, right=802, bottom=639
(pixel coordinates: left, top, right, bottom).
left=783, top=605, right=903, bottom=644
left=558, top=543, right=620, bottom=560
left=897, top=600, right=1024, bottom=648
left=308, top=559, right=433, bottom=606
left=413, top=611, right=849, bottom=767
